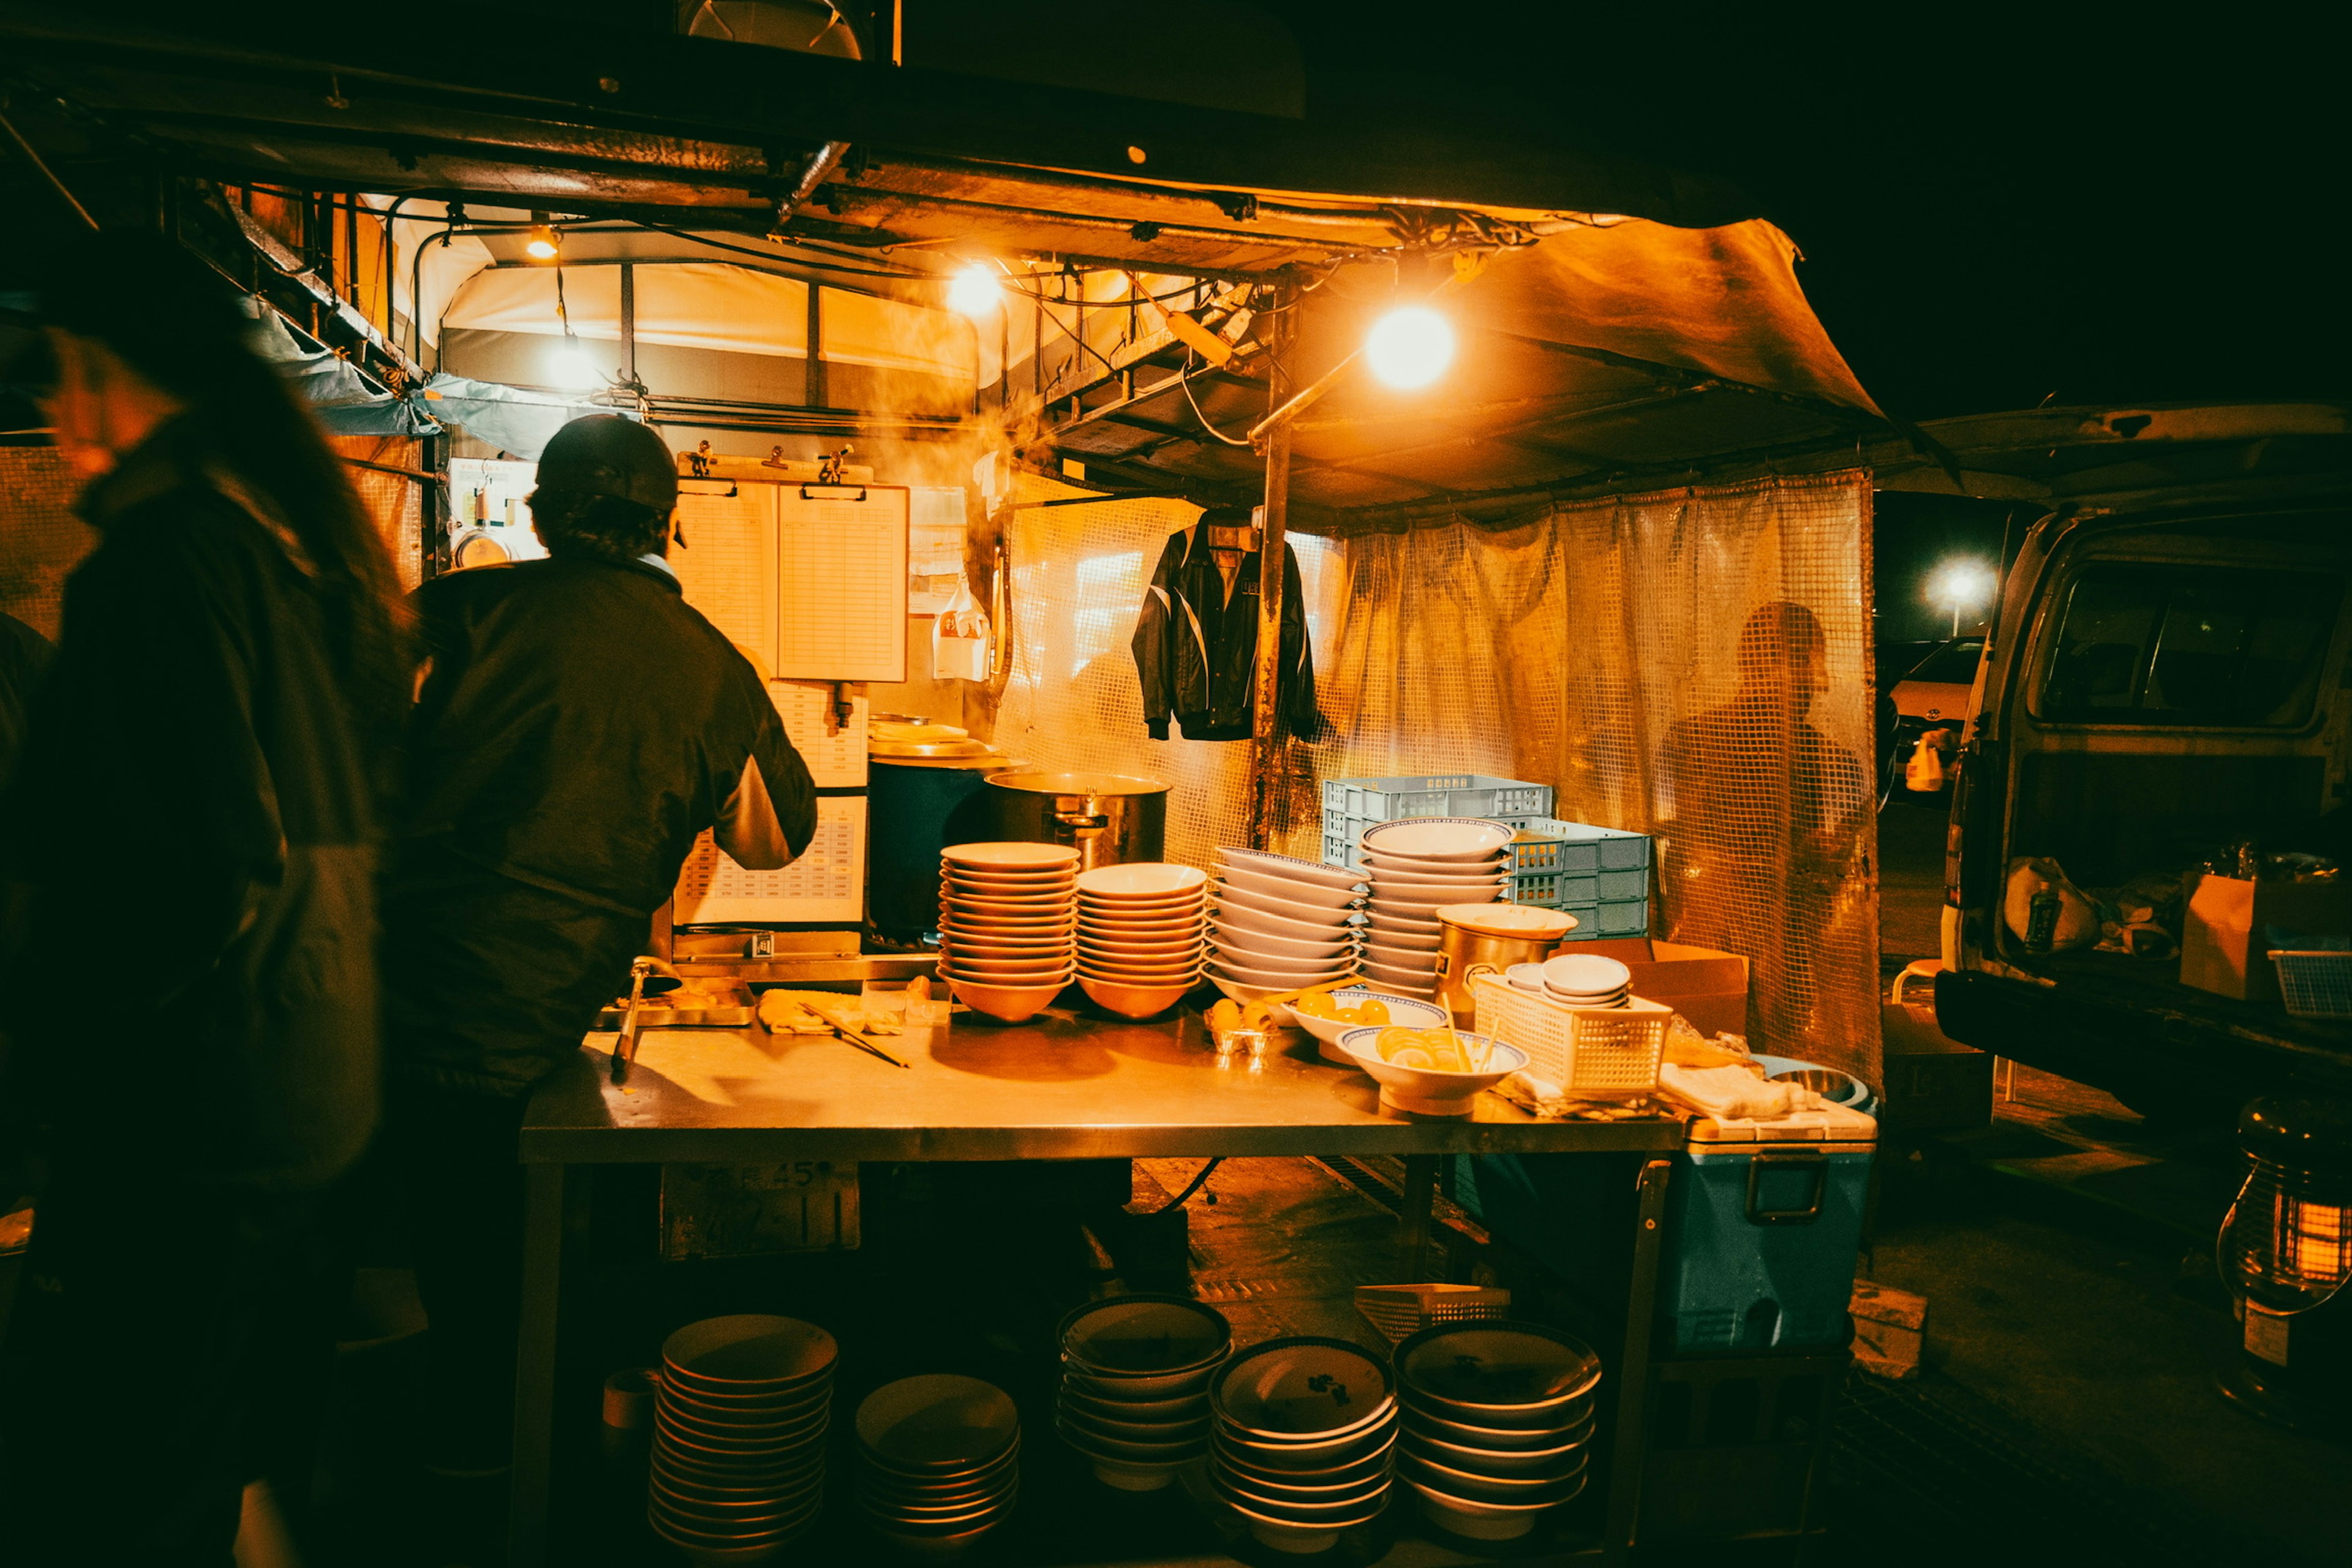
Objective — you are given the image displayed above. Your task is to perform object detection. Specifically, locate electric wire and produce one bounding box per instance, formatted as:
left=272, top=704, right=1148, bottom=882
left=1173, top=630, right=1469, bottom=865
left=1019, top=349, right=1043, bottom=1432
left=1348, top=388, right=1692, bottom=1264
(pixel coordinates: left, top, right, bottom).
left=1179, top=350, right=1254, bottom=447
left=1149, top=1157, right=1222, bottom=1214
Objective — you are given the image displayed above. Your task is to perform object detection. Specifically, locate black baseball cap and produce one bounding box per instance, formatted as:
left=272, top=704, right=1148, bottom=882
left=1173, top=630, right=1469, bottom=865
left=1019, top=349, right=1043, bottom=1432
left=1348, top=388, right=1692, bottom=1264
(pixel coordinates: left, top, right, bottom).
left=536, top=413, right=677, bottom=512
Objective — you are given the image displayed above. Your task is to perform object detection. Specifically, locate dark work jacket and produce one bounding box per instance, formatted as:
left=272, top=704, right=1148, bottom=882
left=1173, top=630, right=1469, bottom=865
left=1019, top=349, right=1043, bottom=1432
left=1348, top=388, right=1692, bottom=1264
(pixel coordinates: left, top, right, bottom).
left=0, top=611, right=51, bottom=785
left=384, top=556, right=816, bottom=1097
left=1131, top=524, right=1317, bottom=742
left=1, top=428, right=387, bottom=1192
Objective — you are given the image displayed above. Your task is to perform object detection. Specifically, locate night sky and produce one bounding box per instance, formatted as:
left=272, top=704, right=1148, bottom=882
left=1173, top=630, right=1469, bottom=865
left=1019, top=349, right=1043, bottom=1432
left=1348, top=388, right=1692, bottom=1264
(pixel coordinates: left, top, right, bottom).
left=1265, top=5, right=2341, bottom=645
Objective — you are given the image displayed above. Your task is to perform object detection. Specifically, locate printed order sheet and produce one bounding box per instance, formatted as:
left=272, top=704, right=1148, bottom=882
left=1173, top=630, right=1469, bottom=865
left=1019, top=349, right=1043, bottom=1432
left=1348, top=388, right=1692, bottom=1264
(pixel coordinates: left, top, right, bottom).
left=672, top=480, right=909, bottom=684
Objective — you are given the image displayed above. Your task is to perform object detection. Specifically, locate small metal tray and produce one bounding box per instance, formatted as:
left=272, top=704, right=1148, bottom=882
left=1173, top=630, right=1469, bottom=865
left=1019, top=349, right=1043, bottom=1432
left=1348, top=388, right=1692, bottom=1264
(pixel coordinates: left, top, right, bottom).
left=595, top=982, right=756, bottom=1030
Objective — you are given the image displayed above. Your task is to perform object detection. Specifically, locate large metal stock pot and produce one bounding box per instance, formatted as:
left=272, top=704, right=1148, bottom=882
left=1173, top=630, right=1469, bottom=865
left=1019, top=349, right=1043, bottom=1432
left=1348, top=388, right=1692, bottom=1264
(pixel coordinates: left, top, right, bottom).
left=982, top=771, right=1169, bottom=870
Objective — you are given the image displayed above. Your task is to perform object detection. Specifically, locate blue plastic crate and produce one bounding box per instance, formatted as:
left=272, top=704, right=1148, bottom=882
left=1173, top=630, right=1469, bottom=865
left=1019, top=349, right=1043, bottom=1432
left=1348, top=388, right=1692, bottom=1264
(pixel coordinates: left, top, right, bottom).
left=1556, top=898, right=1650, bottom=940
left=1501, top=820, right=1654, bottom=908
left=1320, top=775, right=1556, bottom=869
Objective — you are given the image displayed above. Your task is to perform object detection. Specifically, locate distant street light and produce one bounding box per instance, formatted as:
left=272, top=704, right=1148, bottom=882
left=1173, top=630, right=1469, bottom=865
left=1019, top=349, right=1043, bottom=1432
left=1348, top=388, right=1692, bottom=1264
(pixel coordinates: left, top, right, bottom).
left=1928, top=558, right=1999, bottom=637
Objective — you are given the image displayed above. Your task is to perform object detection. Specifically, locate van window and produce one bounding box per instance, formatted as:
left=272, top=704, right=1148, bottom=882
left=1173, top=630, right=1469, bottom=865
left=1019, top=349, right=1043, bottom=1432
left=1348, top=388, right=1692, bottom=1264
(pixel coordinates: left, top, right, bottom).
left=2038, top=565, right=2340, bottom=726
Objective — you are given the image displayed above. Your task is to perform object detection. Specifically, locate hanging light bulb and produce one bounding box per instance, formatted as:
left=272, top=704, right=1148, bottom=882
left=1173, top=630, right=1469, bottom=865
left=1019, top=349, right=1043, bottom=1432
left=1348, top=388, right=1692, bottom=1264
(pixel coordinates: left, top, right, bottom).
left=1363, top=306, right=1455, bottom=390
left=524, top=212, right=561, bottom=264
left=947, top=263, right=1001, bottom=318
left=549, top=337, right=604, bottom=391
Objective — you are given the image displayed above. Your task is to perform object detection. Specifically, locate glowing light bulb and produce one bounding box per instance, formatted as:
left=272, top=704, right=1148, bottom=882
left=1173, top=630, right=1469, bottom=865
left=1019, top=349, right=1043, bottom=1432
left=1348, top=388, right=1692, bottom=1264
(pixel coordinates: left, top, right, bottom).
left=1363, top=306, right=1454, bottom=390
left=948, top=263, right=1001, bottom=318
left=550, top=339, right=604, bottom=391
left=524, top=222, right=560, bottom=263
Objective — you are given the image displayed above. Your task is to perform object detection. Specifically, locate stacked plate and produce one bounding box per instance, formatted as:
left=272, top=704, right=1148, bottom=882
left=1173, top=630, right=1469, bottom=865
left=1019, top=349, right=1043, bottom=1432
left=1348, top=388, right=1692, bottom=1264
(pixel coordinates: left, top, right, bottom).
left=1357, top=819, right=1516, bottom=998
left=1541, top=952, right=1632, bottom=1008
left=1075, top=863, right=1210, bottom=1018
left=937, top=842, right=1080, bottom=1022
left=1210, top=1336, right=1399, bottom=1556
left=1205, top=848, right=1365, bottom=1003
left=649, top=1315, right=838, bottom=1562
left=1056, top=1295, right=1231, bottom=1491
left=1395, top=1321, right=1601, bottom=1543
left=855, top=1374, right=1021, bottom=1558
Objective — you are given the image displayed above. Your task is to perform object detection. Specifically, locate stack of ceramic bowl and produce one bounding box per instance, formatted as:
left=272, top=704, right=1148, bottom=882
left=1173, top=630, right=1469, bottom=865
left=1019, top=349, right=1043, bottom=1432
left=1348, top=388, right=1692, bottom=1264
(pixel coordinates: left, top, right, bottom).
left=1056, top=1295, right=1231, bottom=1491
left=1540, top=952, right=1632, bottom=1008
left=1357, top=820, right=1515, bottom=998
left=1394, top=1320, right=1601, bottom=1544
left=855, top=1374, right=1021, bottom=1558
left=1205, top=848, right=1365, bottom=1003
left=1074, top=863, right=1209, bottom=1018
left=649, top=1315, right=838, bottom=1561
left=937, top=842, right=1080, bottom=1022
left=1209, top=1336, right=1399, bottom=1556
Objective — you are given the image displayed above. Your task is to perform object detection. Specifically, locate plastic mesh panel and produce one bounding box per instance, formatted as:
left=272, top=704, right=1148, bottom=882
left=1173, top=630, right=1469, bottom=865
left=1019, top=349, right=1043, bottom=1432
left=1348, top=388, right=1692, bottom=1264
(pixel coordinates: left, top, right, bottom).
left=989, top=470, right=1877, bottom=1082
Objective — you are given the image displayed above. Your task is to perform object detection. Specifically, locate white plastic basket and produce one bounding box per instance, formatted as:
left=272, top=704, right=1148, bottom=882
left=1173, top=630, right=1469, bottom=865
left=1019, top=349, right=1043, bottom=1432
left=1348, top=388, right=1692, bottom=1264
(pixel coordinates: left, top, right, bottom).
left=1469, top=976, right=1669, bottom=1099
left=2273, top=951, right=2352, bottom=1020
left=1354, top=1284, right=1512, bottom=1345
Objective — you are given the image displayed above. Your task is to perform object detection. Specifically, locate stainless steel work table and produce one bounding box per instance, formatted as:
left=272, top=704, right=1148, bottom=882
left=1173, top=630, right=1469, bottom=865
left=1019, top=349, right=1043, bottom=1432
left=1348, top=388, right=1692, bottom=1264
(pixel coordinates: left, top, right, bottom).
left=513, top=1008, right=1685, bottom=1566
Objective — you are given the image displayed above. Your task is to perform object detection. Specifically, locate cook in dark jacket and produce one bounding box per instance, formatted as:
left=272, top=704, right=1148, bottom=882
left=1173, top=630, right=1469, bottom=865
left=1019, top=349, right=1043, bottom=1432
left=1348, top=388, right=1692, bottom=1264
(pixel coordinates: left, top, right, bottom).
left=382, top=413, right=815, bottom=1474
left=0, top=231, right=409, bottom=1562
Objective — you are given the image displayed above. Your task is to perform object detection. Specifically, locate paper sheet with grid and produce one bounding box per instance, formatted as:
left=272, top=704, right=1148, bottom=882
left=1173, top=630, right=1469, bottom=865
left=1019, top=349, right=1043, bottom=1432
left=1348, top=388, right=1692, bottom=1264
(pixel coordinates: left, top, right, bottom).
left=673, top=795, right=866, bottom=924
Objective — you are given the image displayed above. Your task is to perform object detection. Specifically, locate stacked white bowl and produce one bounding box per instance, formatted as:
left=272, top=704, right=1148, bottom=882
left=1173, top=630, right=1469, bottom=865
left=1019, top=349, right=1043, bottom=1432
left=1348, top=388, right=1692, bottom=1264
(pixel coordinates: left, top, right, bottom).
left=1209, top=1336, right=1400, bottom=1555
left=1357, top=819, right=1517, bottom=998
left=1055, top=1295, right=1231, bottom=1491
left=1205, top=848, right=1366, bottom=1003
left=1074, top=863, right=1210, bottom=1018
left=855, top=1374, right=1022, bottom=1558
left=937, top=842, right=1080, bottom=1022
left=649, top=1315, right=838, bottom=1561
left=1394, top=1321, right=1602, bottom=1544
left=1541, top=952, right=1632, bottom=1008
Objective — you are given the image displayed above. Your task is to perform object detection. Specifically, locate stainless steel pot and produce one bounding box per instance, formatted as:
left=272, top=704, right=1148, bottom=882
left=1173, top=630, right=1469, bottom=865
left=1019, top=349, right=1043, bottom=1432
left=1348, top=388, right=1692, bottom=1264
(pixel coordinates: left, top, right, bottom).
left=982, top=771, right=1169, bottom=870
left=1430, top=905, right=1581, bottom=1020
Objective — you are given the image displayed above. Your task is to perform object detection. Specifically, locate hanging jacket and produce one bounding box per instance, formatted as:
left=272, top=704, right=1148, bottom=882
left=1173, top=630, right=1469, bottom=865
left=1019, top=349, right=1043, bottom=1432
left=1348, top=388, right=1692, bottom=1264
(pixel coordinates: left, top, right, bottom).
left=1, top=424, right=389, bottom=1191
left=1131, top=517, right=1317, bottom=742
left=383, top=555, right=816, bottom=1098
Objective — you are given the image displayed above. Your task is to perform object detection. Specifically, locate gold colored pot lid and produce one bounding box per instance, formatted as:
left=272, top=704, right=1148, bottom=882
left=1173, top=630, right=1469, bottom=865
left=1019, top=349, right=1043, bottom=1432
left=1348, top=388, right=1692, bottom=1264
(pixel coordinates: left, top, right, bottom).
left=1435, top=903, right=1580, bottom=940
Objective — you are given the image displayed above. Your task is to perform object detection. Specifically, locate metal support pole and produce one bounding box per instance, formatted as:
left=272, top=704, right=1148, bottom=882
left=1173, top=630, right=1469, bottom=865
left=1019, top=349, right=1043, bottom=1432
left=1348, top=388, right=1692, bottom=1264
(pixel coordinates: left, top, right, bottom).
left=805, top=281, right=824, bottom=409
left=1245, top=271, right=1298, bottom=850
left=1600, top=1158, right=1674, bottom=1564
left=619, top=262, right=637, bottom=386
left=508, top=1161, right=571, bottom=1568
left=1398, top=1153, right=1440, bottom=1273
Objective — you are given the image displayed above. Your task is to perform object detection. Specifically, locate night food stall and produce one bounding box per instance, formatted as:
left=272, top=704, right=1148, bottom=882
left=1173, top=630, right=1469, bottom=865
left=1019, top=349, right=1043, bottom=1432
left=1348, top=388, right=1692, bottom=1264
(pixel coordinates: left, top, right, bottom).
left=0, top=6, right=1898, bottom=1564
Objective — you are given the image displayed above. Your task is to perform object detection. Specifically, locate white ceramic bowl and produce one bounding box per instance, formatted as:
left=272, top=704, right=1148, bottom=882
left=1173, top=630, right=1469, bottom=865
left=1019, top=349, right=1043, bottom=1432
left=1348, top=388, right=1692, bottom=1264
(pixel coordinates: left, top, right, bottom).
left=1278, top=989, right=1451, bottom=1048
left=1077, top=932, right=1204, bottom=958
left=1366, top=895, right=1454, bottom=920
left=1215, top=881, right=1360, bottom=927
left=1077, top=966, right=1202, bottom=991
left=663, top=1316, right=839, bottom=1393
left=1399, top=1445, right=1587, bottom=1504
left=1336, top=1029, right=1526, bottom=1116
left=1209, top=916, right=1352, bottom=962
left=1212, top=898, right=1360, bottom=943
left=1061, top=1295, right=1231, bottom=1375
left=1543, top=953, right=1632, bottom=995
left=1207, top=973, right=1292, bottom=1006
left=942, top=891, right=1079, bottom=918
left=1076, top=862, right=1209, bottom=899
left=1212, top=929, right=1358, bottom=967
left=1362, top=848, right=1507, bottom=877
left=1370, top=873, right=1506, bottom=902
left=941, top=842, right=1082, bottom=872
left=940, top=953, right=1077, bottom=979
left=941, top=865, right=1078, bottom=887
left=1075, top=914, right=1205, bottom=940
left=941, top=937, right=1075, bottom=959
left=1215, top=847, right=1366, bottom=894
left=1360, top=957, right=1439, bottom=992
left=1403, top=1422, right=1591, bottom=1480
left=1395, top=1322, right=1603, bottom=1420
left=1212, top=1337, right=1395, bottom=1444
left=1219, top=863, right=1363, bottom=911
left=944, top=976, right=1069, bottom=1022
left=1208, top=946, right=1358, bottom=982
left=1365, top=923, right=1440, bottom=952
left=1076, top=890, right=1208, bottom=916
left=855, top=1375, right=1019, bottom=1474
left=1402, top=1474, right=1581, bottom=1542
left=939, top=911, right=1076, bottom=932
left=1358, top=818, right=1515, bottom=862
left=1362, top=940, right=1438, bottom=971
left=1216, top=1485, right=1388, bottom=1555
left=1366, top=905, right=1442, bottom=933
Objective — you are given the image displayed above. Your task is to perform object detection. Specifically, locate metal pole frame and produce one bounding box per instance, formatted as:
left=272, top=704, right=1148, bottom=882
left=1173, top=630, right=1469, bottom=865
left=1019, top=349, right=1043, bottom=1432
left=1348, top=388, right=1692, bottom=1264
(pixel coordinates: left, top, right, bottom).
left=1246, top=269, right=1298, bottom=851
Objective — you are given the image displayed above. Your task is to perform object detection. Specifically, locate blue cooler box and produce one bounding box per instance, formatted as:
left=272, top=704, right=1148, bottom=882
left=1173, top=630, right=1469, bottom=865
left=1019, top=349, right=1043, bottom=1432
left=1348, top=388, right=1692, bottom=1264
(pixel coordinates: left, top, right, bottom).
left=1467, top=1098, right=1874, bottom=1353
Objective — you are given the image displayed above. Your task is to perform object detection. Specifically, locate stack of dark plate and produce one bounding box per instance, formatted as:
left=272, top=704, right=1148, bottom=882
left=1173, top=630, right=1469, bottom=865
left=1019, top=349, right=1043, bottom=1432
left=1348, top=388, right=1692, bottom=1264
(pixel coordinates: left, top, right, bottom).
left=1394, top=1320, right=1600, bottom=1543
left=1055, top=1295, right=1231, bottom=1491
left=855, top=1374, right=1022, bottom=1558
left=649, top=1314, right=838, bottom=1562
left=1208, top=1336, right=1399, bottom=1555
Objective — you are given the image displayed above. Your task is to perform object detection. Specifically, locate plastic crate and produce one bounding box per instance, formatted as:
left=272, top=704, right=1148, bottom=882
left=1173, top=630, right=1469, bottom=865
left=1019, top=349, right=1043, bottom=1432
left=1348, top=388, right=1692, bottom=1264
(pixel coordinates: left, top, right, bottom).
left=1321, top=774, right=1555, bottom=869
left=2274, top=951, right=2352, bottom=1019
left=1557, top=898, right=1651, bottom=940
left=1501, top=819, right=1653, bottom=908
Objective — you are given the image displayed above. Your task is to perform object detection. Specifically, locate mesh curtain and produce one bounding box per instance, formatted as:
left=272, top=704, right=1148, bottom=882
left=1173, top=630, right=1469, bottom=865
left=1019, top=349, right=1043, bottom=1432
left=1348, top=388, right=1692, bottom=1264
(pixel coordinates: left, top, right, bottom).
left=991, top=470, right=1880, bottom=1080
